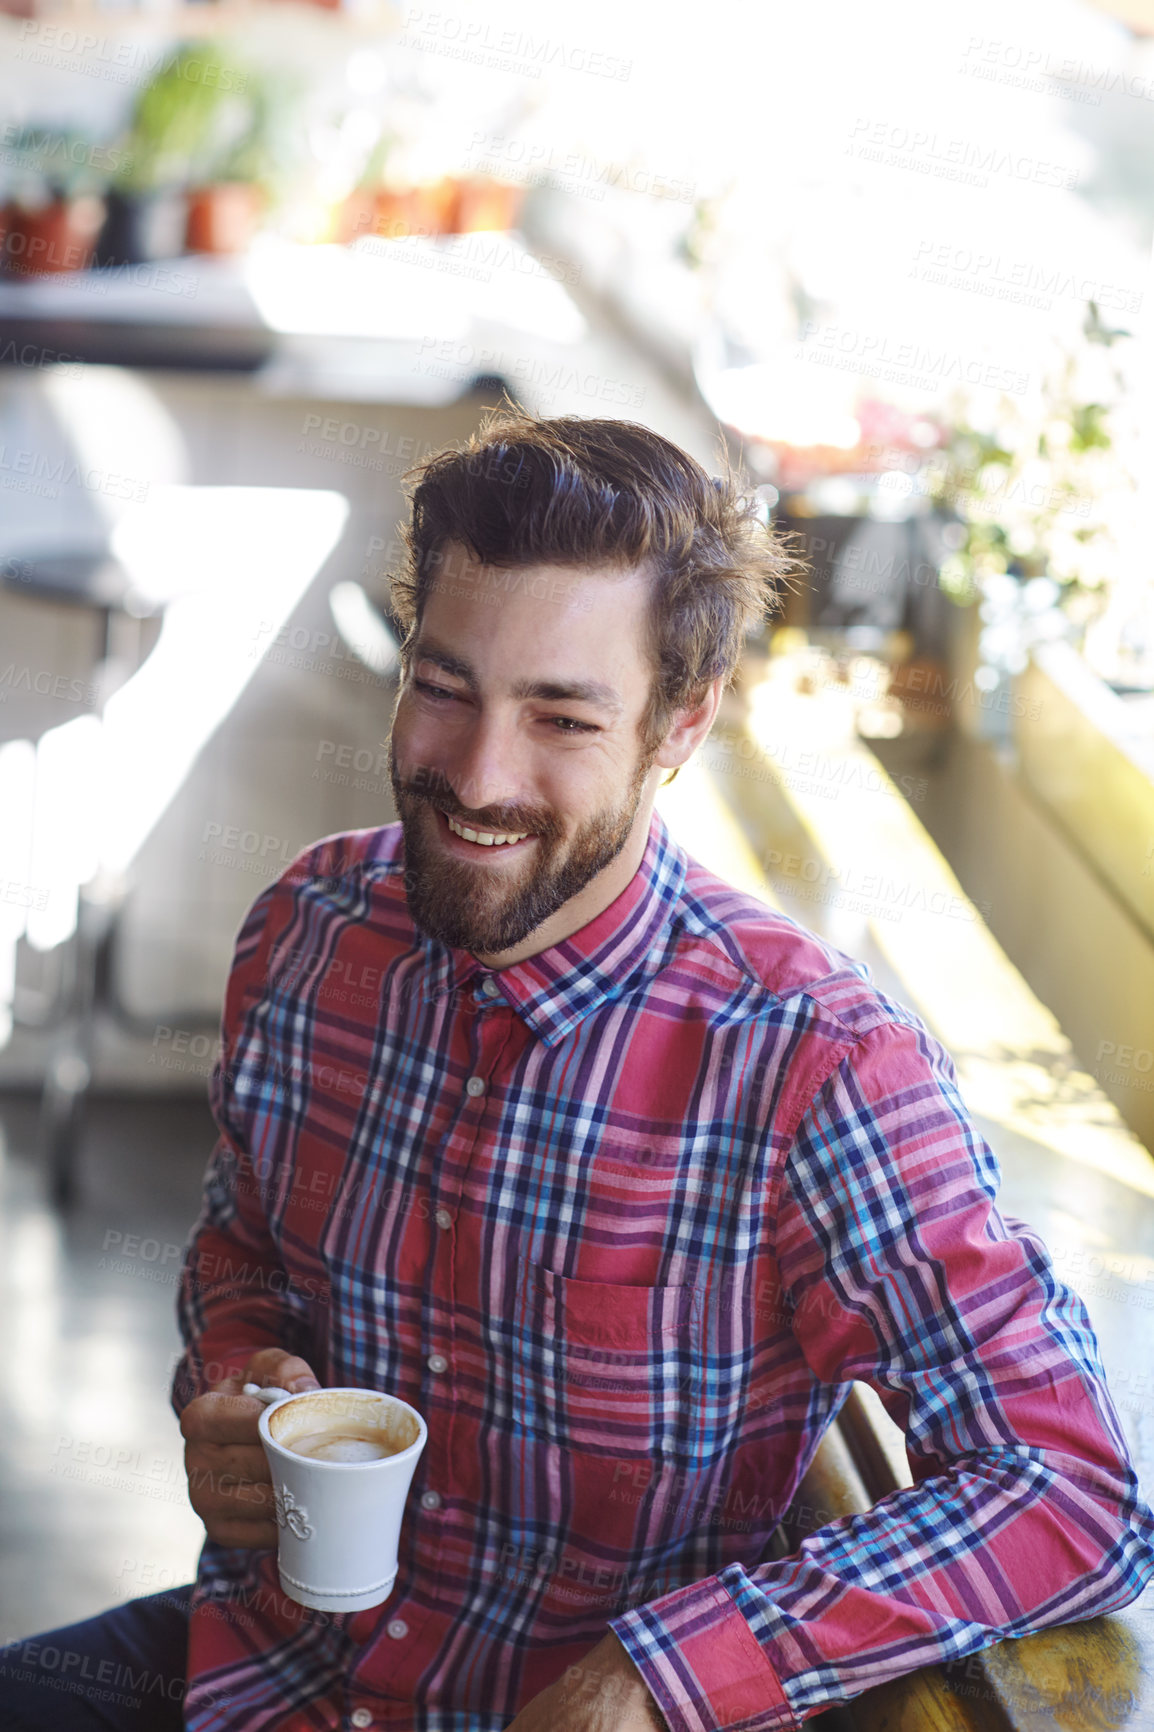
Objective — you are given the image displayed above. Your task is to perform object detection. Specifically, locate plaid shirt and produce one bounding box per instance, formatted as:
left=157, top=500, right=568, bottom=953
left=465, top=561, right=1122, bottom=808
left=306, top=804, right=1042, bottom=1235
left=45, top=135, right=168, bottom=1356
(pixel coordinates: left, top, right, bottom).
left=174, top=812, right=1154, bottom=1732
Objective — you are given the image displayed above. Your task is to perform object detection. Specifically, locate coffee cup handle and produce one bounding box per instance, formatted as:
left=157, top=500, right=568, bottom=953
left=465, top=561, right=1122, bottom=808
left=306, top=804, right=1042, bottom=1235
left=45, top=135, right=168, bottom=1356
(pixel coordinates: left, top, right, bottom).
left=243, top=1383, right=294, bottom=1405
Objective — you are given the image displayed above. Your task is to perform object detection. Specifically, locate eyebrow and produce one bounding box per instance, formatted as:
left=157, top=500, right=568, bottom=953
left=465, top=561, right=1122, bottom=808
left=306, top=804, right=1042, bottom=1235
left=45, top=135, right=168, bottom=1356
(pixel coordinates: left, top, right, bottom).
left=413, top=642, right=624, bottom=716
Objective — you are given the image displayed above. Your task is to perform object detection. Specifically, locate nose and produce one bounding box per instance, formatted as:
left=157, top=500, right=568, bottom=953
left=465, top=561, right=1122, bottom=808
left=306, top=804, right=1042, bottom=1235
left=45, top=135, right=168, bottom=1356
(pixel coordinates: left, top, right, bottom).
left=442, top=706, right=528, bottom=818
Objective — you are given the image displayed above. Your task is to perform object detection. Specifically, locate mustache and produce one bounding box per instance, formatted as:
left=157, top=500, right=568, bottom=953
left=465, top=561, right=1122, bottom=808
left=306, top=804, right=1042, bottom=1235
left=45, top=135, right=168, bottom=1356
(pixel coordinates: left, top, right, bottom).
left=397, top=777, right=559, bottom=839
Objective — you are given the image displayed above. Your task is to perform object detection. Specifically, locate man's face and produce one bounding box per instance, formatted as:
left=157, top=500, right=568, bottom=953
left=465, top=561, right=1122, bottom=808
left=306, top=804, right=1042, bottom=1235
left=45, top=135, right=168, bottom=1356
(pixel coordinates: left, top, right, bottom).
left=388, top=550, right=662, bottom=960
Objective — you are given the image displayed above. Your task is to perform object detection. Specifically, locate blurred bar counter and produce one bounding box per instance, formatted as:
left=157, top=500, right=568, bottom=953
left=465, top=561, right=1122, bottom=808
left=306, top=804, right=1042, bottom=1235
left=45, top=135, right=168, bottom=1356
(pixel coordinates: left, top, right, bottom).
left=0, top=231, right=591, bottom=400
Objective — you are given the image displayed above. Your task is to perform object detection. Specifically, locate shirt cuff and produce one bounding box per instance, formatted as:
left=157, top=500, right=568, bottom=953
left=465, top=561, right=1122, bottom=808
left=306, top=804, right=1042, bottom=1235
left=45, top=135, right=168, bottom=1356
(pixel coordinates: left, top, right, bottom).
left=609, top=1576, right=795, bottom=1732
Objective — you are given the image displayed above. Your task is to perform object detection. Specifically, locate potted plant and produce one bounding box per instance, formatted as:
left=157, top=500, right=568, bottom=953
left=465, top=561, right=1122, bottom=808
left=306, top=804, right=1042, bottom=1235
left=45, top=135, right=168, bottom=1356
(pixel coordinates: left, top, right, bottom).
left=184, top=174, right=263, bottom=256
left=1, top=128, right=109, bottom=276
left=336, top=130, right=474, bottom=246
left=185, top=66, right=295, bottom=254
left=445, top=175, right=524, bottom=234
left=336, top=135, right=417, bottom=244
left=898, top=302, right=1136, bottom=737
left=97, top=42, right=256, bottom=266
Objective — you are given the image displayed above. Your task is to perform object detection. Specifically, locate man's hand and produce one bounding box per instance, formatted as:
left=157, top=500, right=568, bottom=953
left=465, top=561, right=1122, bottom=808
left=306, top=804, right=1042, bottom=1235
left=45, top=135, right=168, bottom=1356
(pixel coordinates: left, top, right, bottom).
left=505, top=1632, right=669, bottom=1732
left=180, top=1347, right=320, bottom=1547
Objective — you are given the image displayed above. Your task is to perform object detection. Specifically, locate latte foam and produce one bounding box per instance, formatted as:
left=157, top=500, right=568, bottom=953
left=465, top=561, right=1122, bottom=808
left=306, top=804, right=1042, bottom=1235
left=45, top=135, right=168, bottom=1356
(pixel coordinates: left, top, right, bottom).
left=287, top=1428, right=399, bottom=1463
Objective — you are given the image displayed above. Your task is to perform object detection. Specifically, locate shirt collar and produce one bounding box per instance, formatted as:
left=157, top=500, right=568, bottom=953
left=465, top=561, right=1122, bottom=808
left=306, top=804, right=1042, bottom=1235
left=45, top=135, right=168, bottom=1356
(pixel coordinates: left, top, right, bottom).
left=437, top=808, right=687, bottom=1047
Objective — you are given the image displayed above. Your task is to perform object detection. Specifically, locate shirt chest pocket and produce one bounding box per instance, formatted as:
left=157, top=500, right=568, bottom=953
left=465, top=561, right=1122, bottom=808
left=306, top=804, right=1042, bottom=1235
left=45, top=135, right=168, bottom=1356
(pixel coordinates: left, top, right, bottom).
left=511, top=1259, right=703, bottom=1460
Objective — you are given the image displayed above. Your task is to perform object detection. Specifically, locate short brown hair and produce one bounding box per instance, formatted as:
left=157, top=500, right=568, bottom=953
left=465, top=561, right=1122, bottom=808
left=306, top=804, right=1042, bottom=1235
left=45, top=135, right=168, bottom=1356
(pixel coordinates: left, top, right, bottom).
left=390, top=405, right=799, bottom=750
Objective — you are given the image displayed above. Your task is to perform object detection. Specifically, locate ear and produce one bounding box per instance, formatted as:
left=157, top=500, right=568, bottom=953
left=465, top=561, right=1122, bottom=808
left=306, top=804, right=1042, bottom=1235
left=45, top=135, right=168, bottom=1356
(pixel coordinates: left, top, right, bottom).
left=653, top=677, right=725, bottom=770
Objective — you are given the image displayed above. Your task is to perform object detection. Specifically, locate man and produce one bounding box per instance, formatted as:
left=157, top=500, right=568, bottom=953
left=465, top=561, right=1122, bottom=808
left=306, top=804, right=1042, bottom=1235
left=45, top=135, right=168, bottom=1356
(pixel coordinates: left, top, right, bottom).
left=4, top=410, right=1152, bottom=1732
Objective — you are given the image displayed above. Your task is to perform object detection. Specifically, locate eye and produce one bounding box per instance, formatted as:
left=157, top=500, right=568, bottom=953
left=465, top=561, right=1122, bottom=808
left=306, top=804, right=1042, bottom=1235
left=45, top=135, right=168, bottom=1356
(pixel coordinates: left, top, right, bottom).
left=547, top=716, right=599, bottom=734
left=414, top=678, right=462, bottom=703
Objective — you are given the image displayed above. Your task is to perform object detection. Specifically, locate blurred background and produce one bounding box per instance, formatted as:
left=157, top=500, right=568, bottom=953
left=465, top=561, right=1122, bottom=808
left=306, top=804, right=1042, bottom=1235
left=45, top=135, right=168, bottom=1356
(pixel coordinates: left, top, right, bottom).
left=1, top=0, right=1153, bottom=1661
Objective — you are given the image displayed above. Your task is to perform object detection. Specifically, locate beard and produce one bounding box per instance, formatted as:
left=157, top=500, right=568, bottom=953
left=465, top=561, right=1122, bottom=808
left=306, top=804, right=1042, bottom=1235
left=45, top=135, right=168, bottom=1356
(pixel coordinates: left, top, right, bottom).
left=388, top=740, right=655, bottom=956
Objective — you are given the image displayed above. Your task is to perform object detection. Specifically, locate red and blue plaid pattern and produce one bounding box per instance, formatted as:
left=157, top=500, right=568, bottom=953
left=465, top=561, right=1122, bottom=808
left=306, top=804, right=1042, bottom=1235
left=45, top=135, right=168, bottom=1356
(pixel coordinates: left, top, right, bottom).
left=174, top=813, right=1154, bottom=1731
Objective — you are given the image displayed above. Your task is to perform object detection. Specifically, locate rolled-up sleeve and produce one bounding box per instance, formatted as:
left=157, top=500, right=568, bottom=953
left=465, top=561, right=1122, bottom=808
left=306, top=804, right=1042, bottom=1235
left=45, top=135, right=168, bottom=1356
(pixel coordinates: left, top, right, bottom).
left=611, top=1017, right=1154, bottom=1732
left=171, top=852, right=327, bottom=1415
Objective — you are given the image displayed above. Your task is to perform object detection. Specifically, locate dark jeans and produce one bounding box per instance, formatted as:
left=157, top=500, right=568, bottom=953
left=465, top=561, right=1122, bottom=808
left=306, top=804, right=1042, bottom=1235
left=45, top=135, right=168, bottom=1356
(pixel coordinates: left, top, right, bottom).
left=0, top=1586, right=193, bottom=1731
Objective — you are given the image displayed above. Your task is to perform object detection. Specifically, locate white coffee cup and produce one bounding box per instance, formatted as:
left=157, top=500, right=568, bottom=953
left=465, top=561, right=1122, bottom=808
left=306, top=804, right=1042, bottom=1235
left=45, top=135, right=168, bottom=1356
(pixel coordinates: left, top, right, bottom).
left=258, top=1387, right=427, bottom=1612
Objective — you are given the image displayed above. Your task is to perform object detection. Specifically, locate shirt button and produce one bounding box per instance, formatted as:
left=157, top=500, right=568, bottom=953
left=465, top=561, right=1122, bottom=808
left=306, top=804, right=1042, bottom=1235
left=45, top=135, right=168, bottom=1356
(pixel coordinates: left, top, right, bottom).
left=420, top=1490, right=442, bottom=1510
left=480, top=976, right=500, bottom=998
left=465, top=1075, right=485, bottom=1097
left=434, top=1206, right=453, bottom=1230
left=427, top=1352, right=448, bottom=1374
left=387, top=1618, right=409, bottom=1640
left=351, top=1711, right=374, bottom=1728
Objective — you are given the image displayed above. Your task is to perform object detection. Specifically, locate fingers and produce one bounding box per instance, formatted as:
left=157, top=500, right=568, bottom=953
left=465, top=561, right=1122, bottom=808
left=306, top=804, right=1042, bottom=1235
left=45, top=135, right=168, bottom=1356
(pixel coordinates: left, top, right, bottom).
left=243, top=1347, right=321, bottom=1395
left=185, top=1448, right=272, bottom=1508
left=181, top=1390, right=264, bottom=1448
left=180, top=1345, right=321, bottom=1547
left=184, top=1432, right=278, bottom=1548
left=181, top=1384, right=275, bottom=1548
left=190, top=1484, right=278, bottom=1548
left=186, top=1438, right=270, bottom=1481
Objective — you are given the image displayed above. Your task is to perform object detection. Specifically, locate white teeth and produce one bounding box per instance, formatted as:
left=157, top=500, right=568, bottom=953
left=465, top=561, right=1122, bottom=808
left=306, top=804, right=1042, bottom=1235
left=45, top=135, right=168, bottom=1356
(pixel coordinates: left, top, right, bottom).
left=446, top=817, right=528, bottom=847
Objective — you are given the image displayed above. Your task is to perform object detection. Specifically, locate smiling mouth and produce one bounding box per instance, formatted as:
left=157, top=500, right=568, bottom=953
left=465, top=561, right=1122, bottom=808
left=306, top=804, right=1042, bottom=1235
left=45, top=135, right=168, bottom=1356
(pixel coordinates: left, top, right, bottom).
left=443, top=813, right=532, bottom=848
